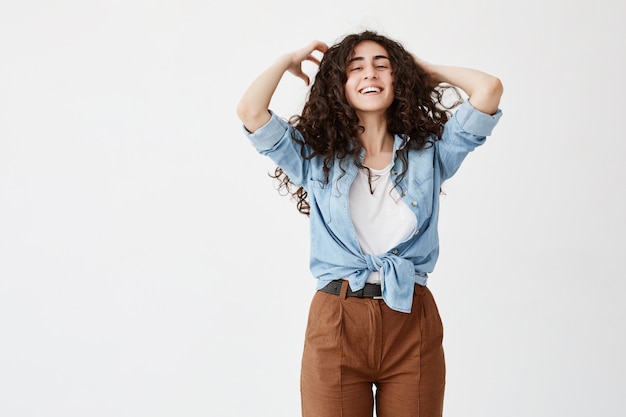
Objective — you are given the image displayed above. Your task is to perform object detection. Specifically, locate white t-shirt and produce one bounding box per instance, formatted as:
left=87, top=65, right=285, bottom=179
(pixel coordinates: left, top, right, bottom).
left=349, top=163, right=417, bottom=284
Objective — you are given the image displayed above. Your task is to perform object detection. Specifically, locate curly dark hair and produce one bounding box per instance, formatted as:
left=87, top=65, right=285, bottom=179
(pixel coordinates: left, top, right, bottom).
left=272, top=30, right=461, bottom=215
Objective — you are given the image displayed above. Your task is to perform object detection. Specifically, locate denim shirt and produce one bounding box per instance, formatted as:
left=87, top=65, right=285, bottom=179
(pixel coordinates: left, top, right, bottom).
left=244, top=101, right=502, bottom=312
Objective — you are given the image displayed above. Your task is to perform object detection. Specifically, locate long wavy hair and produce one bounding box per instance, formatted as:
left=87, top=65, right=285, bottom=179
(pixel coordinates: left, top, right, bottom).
left=272, top=30, right=462, bottom=215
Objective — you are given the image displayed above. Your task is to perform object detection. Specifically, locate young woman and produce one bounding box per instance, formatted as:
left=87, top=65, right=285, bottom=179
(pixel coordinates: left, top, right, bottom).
left=237, top=30, right=503, bottom=417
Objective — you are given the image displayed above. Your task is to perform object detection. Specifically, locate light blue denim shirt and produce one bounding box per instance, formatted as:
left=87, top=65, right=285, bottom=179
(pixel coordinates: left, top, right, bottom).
left=244, top=101, right=502, bottom=312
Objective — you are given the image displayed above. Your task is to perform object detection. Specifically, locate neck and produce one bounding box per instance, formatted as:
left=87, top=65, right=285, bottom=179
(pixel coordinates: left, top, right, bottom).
left=358, top=112, right=390, bottom=149
left=357, top=114, right=393, bottom=169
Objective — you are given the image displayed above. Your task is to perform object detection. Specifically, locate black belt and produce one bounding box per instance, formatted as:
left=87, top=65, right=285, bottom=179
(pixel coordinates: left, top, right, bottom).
left=319, top=280, right=382, bottom=299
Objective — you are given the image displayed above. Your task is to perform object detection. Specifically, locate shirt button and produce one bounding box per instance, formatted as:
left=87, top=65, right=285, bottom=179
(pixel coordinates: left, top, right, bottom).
left=414, top=229, right=419, bottom=235
left=392, top=248, right=399, bottom=255
left=403, top=190, right=408, bottom=196
left=391, top=169, right=397, bottom=175
left=411, top=201, right=417, bottom=206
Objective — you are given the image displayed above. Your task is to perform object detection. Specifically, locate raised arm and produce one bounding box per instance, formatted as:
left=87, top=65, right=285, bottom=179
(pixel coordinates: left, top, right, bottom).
left=236, top=40, right=329, bottom=133
left=415, top=57, right=503, bottom=116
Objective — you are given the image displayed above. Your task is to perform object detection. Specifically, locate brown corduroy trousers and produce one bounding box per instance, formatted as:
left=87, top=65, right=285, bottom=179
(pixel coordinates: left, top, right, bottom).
left=301, top=281, right=445, bottom=417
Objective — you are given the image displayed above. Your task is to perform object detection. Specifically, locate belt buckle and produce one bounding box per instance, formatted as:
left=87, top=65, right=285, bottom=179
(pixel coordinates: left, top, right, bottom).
left=373, top=295, right=383, bottom=300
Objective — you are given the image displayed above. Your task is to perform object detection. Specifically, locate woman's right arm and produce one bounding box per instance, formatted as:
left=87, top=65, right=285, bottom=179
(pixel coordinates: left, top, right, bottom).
left=236, top=40, right=329, bottom=133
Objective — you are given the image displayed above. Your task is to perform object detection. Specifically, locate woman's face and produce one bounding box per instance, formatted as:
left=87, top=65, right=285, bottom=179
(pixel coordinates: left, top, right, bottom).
left=344, top=41, right=395, bottom=115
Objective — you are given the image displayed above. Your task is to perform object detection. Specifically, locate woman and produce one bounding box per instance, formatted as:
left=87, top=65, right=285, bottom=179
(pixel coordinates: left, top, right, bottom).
left=237, top=30, right=503, bottom=417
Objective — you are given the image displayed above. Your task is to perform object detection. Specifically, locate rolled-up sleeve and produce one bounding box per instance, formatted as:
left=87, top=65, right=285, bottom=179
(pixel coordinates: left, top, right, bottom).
left=454, top=100, right=502, bottom=137
left=437, top=101, right=503, bottom=180
left=243, top=111, right=291, bottom=153
left=242, top=111, right=310, bottom=187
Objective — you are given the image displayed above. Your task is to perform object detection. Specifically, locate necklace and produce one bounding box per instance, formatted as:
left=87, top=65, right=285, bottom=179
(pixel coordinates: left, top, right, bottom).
left=366, top=169, right=382, bottom=194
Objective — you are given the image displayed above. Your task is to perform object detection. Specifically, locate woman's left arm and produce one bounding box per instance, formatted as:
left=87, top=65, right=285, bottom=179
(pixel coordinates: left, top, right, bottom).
left=416, top=58, right=503, bottom=115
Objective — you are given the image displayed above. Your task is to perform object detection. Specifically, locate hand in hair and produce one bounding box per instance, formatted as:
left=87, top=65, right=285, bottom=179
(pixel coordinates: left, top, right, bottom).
left=412, top=54, right=503, bottom=115
left=237, top=40, right=329, bottom=132
left=285, top=40, right=329, bottom=86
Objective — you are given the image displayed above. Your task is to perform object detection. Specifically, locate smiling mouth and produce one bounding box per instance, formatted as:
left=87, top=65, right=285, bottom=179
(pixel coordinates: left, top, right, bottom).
left=359, top=87, right=382, bottom=94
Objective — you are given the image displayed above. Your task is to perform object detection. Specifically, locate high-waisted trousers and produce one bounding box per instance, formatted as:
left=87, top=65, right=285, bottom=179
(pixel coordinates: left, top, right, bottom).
left=301, top=281, right=445, bottom=417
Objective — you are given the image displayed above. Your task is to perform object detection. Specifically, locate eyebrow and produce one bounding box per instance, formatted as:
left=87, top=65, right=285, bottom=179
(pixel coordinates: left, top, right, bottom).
left=348, top=55, right=390, bottom=63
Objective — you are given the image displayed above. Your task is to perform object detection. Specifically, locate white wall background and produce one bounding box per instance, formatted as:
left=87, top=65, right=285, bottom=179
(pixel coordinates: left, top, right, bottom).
left=1, top=1, right=624, bottom=416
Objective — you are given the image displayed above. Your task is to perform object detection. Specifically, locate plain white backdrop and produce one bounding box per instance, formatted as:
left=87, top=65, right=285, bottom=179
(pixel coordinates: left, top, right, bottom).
left=1, top=0, right=625, bottom=416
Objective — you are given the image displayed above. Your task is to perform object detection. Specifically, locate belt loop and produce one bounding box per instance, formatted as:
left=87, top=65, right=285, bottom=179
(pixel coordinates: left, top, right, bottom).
left=340, top=280, right=349, bottom=299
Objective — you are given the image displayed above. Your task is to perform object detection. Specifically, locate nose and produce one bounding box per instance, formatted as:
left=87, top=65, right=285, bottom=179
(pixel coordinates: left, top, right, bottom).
left=364, top=65, right=377, bottom=79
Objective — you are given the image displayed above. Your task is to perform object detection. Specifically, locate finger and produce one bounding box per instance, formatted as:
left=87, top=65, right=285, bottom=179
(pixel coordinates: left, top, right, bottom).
left=309, top=40, right=329, bottom=52
left=307, top=41, right=329, bottom=61
left=315, top=43, right=329, bottom=54
left=298, top=73, right=311, bottom=86
left=305, top=54, right=321, bottom=66
left=305, top=43, right=329, bottom=67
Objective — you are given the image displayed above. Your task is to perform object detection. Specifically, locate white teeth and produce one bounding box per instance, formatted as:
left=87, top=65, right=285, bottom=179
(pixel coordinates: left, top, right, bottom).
left=361, top=87, right=381, bottom=94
